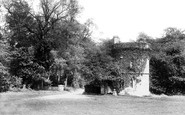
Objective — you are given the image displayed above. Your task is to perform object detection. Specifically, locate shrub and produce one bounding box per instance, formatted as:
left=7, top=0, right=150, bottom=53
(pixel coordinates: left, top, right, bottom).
left=9, top=76, right=22, bottom=89
left=0, top=72, right=22, bottom=92
left=0, top=73, right=10, bottom=92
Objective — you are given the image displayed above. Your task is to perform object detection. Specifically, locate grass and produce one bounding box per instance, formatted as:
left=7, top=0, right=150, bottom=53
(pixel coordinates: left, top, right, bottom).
left=0, top=91, right=185, bottom=115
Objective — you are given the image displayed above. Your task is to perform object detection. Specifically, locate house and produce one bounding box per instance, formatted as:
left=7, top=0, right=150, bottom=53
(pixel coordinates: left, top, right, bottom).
left=85, top=37, right=151, bottom=96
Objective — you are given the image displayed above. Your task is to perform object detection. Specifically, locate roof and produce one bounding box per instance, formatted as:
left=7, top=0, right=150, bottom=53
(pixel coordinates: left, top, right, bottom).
left=113, top=42, right=150, bottom=50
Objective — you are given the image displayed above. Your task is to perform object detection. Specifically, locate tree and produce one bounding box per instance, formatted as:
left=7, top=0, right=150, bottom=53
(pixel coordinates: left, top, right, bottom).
left=149, top=27, right=185, bottom=95
left=0, top=33, right=10, bottom=92
left=3, top=0, right=94, bottom=89
left=3, top=0, right=81, bottom=89
left=82, top=38, right=129, bottom=93
left=0, top=32, right=23, bottom=92
left=58, top=22, right=94, bottom=88
left=0, top=33, right=9, bottom=74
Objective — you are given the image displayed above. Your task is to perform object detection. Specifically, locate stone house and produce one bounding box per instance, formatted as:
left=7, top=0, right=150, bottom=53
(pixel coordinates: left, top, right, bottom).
left=85, top=37, right=151, bottom=96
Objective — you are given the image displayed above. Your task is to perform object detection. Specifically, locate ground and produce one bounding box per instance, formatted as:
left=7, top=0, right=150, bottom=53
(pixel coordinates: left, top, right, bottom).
left=0, top=90, right=185, bottom=115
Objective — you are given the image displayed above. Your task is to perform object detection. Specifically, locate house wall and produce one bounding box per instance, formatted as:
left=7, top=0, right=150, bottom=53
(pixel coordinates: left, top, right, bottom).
left=84, top=41, right=151, bottom=95
left=112, top=42, right=151, bottom=96
left=132, top=58, right=150, bottom=96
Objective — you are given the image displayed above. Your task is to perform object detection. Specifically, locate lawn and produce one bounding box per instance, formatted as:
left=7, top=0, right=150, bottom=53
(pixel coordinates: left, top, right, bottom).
left=0, top=90, right=185, bottom=115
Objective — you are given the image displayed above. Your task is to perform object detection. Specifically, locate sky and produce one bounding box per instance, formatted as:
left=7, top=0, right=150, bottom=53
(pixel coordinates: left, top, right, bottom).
left=1, top=0, right=185, bottom=42
left=77, top=0, right=185, bottom=42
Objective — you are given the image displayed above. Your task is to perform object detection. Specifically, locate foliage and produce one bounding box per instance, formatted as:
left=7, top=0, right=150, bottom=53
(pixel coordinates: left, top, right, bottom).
left=2, top=0, right=93, bottom=90
left=0, top=73, right=22, bottom=92
left=82, top=39, right=124, bottom=92
left=2, top=0, right=185, bottom=96
left=83, top=37, right=150, bottom=93
left=0, top=32, right=13, bottom=92
left=54, top=13, right=94, bottom=88
left=9, top=47, right=52, bottom=89
left=0, top=73, right=10, bottom=92
left=0, top=33, right=10, bottom=74
left=140, top=28, right=185, bottom=95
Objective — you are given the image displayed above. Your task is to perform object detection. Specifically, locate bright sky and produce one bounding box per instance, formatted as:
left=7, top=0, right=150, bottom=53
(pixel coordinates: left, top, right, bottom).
left=2, top=0, right=185, bottom=42
left=78, top=0, right=185, bottom=42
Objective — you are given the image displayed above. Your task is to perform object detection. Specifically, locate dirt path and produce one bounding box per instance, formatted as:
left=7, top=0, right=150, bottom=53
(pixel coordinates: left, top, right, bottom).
left=36, top=89, right=90, bottom=100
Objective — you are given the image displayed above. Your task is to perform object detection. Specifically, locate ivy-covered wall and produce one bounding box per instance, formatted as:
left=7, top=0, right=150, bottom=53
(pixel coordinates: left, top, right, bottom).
left=111, top=42, right=150, bottom=88
left=84, top=41, right=151, bottom=94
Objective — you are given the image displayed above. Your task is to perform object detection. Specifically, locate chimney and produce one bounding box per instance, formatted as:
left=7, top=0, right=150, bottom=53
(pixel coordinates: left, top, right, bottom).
left=113, top=36, right=120, bottom=44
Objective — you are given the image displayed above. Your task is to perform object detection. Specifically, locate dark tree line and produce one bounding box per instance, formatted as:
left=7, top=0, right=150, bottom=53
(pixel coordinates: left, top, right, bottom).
left=1, top=0, right=185, bottom=95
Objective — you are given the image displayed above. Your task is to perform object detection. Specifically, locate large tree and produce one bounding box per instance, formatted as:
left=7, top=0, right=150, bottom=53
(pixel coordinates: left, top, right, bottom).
left=3, top=0, right=93, bottom=89
left=3, top=0, right=81, bottom=88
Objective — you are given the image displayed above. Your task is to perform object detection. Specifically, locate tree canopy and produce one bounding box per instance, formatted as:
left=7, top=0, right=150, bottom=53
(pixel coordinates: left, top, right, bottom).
left=139, top=28, right=185, bottom=95
left=1, top=0, right=94, bottom=90
left=1, top=0, right=185, bottom=95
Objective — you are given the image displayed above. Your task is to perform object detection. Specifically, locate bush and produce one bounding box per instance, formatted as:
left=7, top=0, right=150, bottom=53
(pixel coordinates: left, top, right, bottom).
left=9, top=76, right=22, bottom=88
left=0, top=73, right=22, bottom=92
left=0, top=73, right=10, bottom=92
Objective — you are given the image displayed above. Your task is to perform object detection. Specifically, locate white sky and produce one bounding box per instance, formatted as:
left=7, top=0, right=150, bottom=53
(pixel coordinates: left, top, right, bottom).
left=78, top=0, right=185, bottom=42
left=2, top=0, right=185, bottom=42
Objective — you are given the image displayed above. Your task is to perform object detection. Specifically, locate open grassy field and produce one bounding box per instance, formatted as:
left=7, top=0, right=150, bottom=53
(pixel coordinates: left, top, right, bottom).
left=0, top=91, right=185, bottom=115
